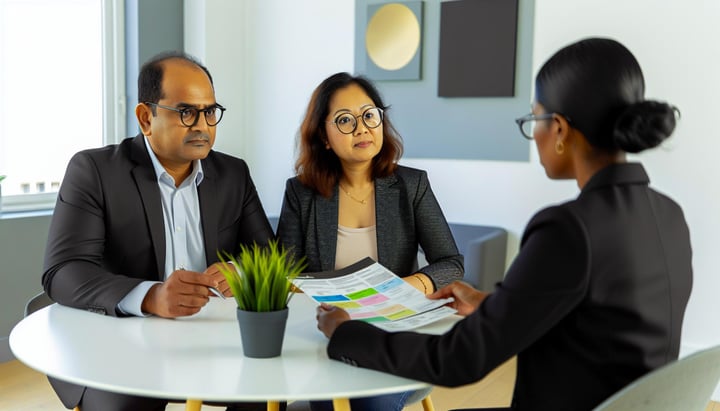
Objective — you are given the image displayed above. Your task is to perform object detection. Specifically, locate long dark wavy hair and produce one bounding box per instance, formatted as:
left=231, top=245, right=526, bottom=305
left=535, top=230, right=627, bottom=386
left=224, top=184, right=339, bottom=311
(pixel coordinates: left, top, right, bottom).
left=295, top=72, right=403, bottom=197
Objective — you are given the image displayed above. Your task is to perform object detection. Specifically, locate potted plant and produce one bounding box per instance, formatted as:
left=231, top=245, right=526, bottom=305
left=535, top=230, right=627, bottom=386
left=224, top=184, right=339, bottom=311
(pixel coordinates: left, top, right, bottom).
left=218, top=239, right=306, bottom=358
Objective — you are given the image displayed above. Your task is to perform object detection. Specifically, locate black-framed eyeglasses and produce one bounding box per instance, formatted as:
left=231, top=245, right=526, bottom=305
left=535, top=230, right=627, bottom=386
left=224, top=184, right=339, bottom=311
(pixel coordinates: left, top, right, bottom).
left=329, top=107, right=384, bottom=134
left=514, top=113, right=560, bottom=140
left=145, top=102, right=226, bottom=127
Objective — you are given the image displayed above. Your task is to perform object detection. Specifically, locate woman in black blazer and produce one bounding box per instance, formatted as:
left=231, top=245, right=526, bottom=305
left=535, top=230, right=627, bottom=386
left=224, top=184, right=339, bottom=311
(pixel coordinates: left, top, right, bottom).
left=317, top=38, right=693, bottom=411
left=277, top=72, right=463, bottom=411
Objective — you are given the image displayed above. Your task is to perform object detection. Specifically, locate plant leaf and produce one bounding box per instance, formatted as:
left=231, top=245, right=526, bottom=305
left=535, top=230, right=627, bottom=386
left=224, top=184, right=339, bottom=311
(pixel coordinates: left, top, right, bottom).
left=217, top=239, right=306, bottom=312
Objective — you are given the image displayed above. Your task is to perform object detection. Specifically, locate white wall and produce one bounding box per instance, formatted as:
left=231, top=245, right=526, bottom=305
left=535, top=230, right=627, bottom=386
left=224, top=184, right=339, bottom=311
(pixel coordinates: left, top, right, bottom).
left=530, top=0, right=720, bottom=357
left=191, top=0, right=720, bottom=398
left=186, top=0, right=357, bottom=214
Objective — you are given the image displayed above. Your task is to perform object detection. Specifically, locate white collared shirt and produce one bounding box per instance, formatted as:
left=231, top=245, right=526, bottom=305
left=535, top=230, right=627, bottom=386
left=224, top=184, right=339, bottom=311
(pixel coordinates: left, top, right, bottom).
left=117, top=136, right=207, bottom=316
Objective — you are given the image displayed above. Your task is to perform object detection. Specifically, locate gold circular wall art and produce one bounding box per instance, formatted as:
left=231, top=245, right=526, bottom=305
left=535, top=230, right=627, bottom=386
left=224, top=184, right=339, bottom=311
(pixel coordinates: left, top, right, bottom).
left=365, top=3, right=420, bottom=71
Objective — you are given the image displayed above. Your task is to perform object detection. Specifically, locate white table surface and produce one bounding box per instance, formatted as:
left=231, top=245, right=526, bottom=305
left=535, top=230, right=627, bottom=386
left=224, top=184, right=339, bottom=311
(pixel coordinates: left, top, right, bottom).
left=10, top=294, right=459, bottom=403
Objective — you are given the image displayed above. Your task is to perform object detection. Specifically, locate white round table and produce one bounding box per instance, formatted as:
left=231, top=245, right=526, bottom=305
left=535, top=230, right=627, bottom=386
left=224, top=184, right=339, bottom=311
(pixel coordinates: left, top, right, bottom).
left=10, top=295, right=457, bottom=410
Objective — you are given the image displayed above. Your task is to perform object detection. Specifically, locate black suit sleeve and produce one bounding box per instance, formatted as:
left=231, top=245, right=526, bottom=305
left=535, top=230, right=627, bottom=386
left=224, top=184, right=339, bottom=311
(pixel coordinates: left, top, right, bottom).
left=276, top=178, right=305, bottom=261
left=202, top=154, right=274, bottom=263
left=42, top=152, right=144, bottom=316
left=411, top=170, right=463, bottom=289
left=234, top=159, right=275, bottom=248
left=327, top=205, right=590, bottom=386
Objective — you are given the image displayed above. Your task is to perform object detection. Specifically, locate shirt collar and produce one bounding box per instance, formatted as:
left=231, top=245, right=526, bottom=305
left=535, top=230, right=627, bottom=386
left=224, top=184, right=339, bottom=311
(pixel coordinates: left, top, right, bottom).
left=143, top=136, right=204, bottom=186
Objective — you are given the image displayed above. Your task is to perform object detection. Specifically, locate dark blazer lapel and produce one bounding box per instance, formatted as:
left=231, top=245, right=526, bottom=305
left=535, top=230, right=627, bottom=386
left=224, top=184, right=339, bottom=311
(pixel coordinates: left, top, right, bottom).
left=315, top=186, right=339, bottom=271
left=198, top=155, right=219, bottom=265
left=374, top=174, right=400, bottom=266
left=129, top=135, right=165, bottom=280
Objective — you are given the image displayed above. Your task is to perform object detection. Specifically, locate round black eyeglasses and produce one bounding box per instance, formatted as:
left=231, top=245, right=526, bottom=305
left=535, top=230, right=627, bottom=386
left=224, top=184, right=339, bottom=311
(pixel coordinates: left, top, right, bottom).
left=145, top=102, right=226, bottom=127
left=329, top=107, right=384, bottom=134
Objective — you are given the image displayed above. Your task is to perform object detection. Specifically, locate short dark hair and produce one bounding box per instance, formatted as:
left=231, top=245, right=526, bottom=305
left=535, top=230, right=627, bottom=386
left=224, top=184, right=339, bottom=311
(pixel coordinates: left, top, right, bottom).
left=535, top=38, right=677, bottom=153
left=295, top=72, right=403, bottom=197
left=137, top=51, right=214, bottom=106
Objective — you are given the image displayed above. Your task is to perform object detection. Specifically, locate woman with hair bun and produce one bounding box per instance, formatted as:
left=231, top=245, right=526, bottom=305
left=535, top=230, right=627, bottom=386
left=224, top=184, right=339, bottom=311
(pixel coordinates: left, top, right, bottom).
left=316, top=38, right=693, bottom=411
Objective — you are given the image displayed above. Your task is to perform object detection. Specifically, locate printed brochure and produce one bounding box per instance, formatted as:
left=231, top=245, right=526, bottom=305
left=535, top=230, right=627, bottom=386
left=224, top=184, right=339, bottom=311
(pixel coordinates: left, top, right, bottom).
left=292, top=257, right=457, bottom=331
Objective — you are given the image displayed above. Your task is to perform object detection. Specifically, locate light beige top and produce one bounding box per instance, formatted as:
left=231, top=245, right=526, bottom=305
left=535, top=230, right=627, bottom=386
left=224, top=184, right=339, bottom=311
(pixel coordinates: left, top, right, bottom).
left=335, top=224, right=378, bottom=269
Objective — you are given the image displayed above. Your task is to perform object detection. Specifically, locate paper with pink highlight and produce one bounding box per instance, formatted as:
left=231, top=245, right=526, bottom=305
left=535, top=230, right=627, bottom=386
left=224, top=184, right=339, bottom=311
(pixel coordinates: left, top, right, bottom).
left=357, top=294, right=389, bottom=305
left=293, top=257, right=456, bottom=331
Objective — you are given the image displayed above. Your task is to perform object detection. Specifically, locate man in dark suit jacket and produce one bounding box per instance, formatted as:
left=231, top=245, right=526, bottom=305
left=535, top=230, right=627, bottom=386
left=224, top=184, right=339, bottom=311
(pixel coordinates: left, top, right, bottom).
left=42, top=52, right=273, bottom=411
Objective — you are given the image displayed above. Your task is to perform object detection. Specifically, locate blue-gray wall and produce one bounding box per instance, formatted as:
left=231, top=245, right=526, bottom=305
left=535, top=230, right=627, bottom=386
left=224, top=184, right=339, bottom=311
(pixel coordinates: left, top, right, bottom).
left=0, top=213, right=52, bottom=362
left=124, top=0, right=184, bottom=137
left=354, top=0, right=535, bottom=161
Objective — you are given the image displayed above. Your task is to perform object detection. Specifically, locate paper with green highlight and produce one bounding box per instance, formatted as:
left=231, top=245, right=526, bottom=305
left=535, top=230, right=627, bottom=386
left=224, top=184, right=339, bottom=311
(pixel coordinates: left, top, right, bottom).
left=293, top=257, right=457, bottom=331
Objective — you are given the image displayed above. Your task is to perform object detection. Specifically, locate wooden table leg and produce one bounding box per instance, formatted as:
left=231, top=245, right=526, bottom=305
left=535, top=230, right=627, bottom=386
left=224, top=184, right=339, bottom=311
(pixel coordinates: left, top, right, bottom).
left=421, top=394, right=436, bottom=411
left=332, top=398, right=351, bottom=411
left=185, top=399, right=202, bottom=411
left=267, top=401, right=281, bottom=411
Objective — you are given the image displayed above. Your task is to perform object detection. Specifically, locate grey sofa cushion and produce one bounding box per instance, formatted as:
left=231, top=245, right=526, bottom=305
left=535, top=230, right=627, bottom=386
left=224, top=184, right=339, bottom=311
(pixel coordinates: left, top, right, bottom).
left=448, top=223, right=507, bottom=290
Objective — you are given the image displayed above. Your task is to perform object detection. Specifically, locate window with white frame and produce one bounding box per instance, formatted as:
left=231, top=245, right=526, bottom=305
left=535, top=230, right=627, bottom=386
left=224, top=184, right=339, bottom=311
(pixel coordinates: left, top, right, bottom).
left=0, top=0, right=124, bottom=212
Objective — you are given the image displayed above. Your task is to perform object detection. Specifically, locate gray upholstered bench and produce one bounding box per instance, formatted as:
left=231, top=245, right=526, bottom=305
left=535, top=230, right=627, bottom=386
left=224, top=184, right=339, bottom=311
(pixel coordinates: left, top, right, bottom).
left=448, top=223, right=508, bottom=290
left=417, top=223, right=508, bottom=290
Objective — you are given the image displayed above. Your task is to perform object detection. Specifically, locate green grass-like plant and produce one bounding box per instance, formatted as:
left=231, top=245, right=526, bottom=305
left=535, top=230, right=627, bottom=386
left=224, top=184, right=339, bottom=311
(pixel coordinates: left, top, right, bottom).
left=217, top=240, right=306, bottom=312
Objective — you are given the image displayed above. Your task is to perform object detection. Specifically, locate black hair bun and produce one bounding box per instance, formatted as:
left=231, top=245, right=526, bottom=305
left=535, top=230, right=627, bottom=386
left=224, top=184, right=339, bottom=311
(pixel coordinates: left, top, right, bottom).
left=613, top=101, right=678, bottom=153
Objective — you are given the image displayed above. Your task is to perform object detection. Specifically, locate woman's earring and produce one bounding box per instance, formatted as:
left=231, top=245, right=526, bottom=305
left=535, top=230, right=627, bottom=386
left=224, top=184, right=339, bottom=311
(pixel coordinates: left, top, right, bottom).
left=555, top=140, right=565, bottom=155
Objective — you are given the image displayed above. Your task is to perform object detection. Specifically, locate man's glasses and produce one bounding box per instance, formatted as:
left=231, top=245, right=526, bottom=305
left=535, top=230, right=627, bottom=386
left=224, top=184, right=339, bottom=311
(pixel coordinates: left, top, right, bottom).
left=329, top=107, right=384, bottom=135
left=145, top=102, right=226, bottom=127
left=514, top=113, right=570, bottom=140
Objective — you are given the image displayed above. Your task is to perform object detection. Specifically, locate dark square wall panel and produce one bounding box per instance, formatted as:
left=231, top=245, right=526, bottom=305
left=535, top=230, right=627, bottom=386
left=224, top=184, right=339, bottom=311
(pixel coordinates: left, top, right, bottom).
left=438, top=0, right=519, bottom=97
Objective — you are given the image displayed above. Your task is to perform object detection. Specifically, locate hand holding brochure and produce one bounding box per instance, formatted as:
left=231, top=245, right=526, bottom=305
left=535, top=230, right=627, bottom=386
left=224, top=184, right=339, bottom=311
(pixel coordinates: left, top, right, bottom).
left=292, top=257, right=457, bottom=332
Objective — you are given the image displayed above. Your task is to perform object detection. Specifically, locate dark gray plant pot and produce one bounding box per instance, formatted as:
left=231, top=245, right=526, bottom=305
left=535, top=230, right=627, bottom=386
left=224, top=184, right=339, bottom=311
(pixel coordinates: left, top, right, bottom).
left=236, top=307, right=289, bottom=358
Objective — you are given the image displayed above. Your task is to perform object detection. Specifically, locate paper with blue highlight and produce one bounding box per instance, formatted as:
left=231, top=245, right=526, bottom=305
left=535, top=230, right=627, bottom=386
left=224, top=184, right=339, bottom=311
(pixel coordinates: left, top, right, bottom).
left=292, top=257, right=457, bottom=331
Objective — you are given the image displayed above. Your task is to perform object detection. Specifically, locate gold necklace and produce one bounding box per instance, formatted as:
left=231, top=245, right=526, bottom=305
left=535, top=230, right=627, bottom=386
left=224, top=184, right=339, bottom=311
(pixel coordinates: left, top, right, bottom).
left=339, top=184, right=373, bottom=205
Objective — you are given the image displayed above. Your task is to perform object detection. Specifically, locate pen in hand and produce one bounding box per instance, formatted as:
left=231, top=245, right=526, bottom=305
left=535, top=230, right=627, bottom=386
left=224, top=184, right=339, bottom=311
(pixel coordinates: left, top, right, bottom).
left=178, top=265, right=226, bottom=299
left=208, top=286, right=226, bottom=299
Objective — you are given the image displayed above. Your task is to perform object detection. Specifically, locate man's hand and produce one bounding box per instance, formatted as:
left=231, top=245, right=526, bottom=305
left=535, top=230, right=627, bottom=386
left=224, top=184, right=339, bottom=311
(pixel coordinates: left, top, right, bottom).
left=316, top=303, right=351, bottom=338
left=141, top=270, right=217, bottom=318
left=428, top=280, right=489, bottom=316
left=204, top=262, right=233, bottom=297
